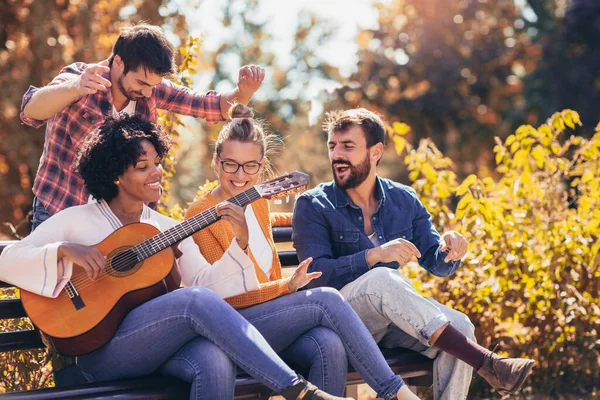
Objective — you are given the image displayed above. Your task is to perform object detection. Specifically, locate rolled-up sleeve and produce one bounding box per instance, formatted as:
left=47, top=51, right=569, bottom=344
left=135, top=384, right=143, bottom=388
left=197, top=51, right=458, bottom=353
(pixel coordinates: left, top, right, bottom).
left=20, top=86, right=46, bottom=128
left=154, top=80, right=224, bottom=125
left=292, top=195, right=370, bottom=290
left=20, top=71, right=78, bottom=128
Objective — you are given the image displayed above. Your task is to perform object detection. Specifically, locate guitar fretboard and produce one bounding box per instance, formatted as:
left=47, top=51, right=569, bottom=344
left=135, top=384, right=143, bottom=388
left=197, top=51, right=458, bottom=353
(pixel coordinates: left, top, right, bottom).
left=134, top=187, right=261, bottom=261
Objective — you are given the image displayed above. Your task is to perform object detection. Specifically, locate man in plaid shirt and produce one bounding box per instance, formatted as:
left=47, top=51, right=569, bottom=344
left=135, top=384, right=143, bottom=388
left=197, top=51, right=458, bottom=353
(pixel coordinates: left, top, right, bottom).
left=21, top=24, right=266, bottom=230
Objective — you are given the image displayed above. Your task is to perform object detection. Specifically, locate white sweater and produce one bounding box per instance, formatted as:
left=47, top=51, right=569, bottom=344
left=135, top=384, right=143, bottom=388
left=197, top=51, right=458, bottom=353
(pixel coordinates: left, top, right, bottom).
left=0, top=200, right=259, bottom=299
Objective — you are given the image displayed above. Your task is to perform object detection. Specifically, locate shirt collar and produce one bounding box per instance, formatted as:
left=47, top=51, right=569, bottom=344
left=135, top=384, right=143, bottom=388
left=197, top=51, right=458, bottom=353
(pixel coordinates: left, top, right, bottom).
left=332, top=175, right=387, bottom=209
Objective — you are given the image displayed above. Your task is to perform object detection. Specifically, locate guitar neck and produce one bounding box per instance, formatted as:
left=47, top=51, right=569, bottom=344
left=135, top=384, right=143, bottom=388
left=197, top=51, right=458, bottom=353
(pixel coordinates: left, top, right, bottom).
left=133, top=187, right=261, bottom=261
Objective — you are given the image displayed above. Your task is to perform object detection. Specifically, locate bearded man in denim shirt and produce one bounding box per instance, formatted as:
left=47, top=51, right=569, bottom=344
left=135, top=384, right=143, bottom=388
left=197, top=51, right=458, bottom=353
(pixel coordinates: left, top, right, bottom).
left=292, top=108, right=534, bottom=399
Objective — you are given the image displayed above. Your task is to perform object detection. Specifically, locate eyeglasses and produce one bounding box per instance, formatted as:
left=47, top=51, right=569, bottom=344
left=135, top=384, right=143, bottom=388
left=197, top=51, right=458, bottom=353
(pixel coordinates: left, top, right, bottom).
left=218, top=158, right=262, bottom=175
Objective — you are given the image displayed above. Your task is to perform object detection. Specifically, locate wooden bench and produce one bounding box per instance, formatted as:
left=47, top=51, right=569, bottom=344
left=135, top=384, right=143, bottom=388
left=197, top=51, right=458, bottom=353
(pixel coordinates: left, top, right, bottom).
left=0, top=227, right=433, bottom=399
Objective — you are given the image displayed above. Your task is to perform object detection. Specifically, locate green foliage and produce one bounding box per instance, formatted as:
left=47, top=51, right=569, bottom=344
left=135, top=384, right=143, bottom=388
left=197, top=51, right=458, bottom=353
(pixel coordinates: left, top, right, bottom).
left=396, top=110, right=600, bottom=397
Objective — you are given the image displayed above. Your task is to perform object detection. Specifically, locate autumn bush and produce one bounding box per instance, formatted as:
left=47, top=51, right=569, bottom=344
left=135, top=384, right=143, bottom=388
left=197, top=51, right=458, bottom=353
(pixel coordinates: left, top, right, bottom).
left=393, top=110, right=600, bottom=397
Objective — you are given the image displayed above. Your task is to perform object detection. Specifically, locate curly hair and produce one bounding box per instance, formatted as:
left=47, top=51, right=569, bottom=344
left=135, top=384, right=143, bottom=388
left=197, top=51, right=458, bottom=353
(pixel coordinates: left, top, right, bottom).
left=75, top=115, right=172, bottom=202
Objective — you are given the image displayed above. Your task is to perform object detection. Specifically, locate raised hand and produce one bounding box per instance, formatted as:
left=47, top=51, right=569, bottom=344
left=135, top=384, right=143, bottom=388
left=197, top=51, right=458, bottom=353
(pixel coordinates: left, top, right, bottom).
left=58, top=242, right=106, bottom=280
left=74, top=60, right=111, bottom=96
left=288, top=257, right=322, bottom=292
left=215, top=201, right=249, bottom=250
left=237, top=65, right=266, bottom=102
left=439, top=231, right=468, bottom=262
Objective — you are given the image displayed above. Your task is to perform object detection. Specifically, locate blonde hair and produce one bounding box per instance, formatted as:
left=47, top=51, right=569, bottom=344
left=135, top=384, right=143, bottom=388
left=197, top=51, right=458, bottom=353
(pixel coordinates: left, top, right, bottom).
left=213, top=104, right=281, bottom=178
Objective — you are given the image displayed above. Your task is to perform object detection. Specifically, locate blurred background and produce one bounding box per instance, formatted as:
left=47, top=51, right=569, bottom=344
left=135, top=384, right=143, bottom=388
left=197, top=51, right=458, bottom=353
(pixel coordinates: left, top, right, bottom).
left=0, top=0, right=599, bottom=398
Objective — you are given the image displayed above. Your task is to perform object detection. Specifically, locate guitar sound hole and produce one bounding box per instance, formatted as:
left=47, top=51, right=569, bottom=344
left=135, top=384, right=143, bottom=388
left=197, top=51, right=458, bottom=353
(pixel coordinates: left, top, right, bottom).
left=107, top=247, right=142, bottom=277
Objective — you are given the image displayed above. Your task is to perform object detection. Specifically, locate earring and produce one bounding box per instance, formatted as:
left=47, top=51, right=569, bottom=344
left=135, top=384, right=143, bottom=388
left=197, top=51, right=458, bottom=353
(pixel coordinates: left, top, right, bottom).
left=115, top=180, right=120, bottom=184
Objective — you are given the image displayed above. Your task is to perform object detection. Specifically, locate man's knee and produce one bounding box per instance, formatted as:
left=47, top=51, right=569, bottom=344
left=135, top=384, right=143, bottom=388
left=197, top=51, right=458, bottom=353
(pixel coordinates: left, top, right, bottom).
left=357, top=267, right=413, bottom=296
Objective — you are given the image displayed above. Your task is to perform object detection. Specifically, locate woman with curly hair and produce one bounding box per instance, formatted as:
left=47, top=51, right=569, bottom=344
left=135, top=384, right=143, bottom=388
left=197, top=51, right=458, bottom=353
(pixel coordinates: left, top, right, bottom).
left=185, top=104, right=421, bottom=400
left=0, top=115, right=350, bottom=400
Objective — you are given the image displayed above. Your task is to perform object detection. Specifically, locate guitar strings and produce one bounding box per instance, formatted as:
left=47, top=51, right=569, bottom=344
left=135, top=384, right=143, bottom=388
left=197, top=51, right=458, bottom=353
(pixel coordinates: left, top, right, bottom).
left=70, top=204, right=224, bottom=287
left=67, top=188, right=271, bottom=291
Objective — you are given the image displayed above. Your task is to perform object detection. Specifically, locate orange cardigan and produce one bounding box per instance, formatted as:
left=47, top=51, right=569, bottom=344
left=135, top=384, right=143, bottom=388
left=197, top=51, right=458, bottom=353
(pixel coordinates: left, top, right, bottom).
left=185, top=193, right=293, bottom=309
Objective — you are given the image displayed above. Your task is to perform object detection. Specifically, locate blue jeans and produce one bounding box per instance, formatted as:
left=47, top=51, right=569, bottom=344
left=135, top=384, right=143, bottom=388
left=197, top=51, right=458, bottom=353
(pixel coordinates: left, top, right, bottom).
left=280, top=326, right=348, bottom=395
left=238, top=287, right=405, bottom=400
left=31, top=197, right=51, bottom=232
left=56, top=287, right=300, bottom=400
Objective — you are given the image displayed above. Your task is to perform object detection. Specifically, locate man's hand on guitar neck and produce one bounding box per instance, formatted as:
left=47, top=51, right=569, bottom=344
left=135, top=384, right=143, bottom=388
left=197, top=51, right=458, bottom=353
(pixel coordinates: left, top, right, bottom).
left=215, top=201, right=249, bottom=252
left=58, top=243, right=106, bottom=280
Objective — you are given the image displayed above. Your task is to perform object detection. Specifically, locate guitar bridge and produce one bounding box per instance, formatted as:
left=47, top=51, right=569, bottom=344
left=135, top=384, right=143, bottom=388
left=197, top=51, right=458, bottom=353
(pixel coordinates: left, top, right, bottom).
left=65, top=281, right=85, bottom=310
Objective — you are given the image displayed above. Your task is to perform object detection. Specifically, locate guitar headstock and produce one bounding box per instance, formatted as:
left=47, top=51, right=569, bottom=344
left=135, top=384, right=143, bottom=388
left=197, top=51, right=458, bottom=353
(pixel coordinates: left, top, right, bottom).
left=255, top=171, right=309, bottom=200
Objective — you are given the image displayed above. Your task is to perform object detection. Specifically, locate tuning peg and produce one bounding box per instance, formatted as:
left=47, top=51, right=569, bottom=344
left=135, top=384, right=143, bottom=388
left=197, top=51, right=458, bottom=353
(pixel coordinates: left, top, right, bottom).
left=274, top=198, right=282, bottom=205
left=286, top=195, right=290, bottom=204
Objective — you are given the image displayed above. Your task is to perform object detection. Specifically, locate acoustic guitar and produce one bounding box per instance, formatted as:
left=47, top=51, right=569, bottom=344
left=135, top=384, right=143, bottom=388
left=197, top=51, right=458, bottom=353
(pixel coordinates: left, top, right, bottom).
left=20, top=171, right=308, bottom=356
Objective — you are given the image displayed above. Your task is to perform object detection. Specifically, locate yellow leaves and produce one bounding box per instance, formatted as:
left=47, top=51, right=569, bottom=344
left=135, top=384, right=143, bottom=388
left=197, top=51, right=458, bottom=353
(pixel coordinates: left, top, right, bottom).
left=391, top=135, right=406, bottom=155
left=514, top=149, right=528, bottom=167
left=515, top=124, right=536, bottom=140
left=456, top=174, right=477, bottom=196
left=505, top=134, right=516, bottom=146
left=551, top=112, right=566, bottom=132
left=392, top=121, right=411, bottom=135
left=510, top=140, right=520, bottom=154
left=531, top=145, right=545, bottom=169
left=456, top=192, right=474, bottom=220
left=538, top=124, right=552, bottom=136
left=421, top=163, right=437, bottom=182
left=494, top=139, right=507, bottom=166
left=561, top=109, right=582, bottom=129
left=408, top=169, right=419, bottom=182
left=551, top=143, right=562, bottom=155
left=581, top=170, right=594, bottom=183
left=390, top=121, right=411, bottom=156
left=195, top=179, right=219, bottom=199
left=495, top=149, right=504, bottom=165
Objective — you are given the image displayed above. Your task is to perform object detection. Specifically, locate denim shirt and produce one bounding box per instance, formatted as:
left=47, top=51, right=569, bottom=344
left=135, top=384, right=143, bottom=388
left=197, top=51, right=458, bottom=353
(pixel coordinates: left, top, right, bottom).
left=292, top=177, right=460, bottom=290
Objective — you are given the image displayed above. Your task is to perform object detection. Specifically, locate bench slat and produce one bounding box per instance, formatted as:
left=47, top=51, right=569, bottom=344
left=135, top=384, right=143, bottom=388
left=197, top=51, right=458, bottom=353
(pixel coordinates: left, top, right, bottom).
left=1, top=349, right=433, bottom=399
left=0, top=330, right=44, bottom=352
left=272, top=226, right=293, bottom=243
left=0, top=298, right=26, bottom=319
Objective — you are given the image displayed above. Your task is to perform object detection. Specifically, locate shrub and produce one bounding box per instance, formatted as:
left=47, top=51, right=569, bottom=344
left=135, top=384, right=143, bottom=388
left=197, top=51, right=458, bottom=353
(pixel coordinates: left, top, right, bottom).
left=392, top=110, right=600, bottom=397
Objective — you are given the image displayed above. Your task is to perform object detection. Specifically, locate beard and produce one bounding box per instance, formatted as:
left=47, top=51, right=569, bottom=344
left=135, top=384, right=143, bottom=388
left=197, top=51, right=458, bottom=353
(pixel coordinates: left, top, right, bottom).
left=332, top=153, right=371, bottom=190
left=117, top=76, right=144, bottom=102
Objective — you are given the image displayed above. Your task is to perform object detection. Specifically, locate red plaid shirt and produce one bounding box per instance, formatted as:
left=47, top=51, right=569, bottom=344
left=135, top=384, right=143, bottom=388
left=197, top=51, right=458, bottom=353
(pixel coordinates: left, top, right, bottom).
left=21, top=62, right=224, bottom=215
